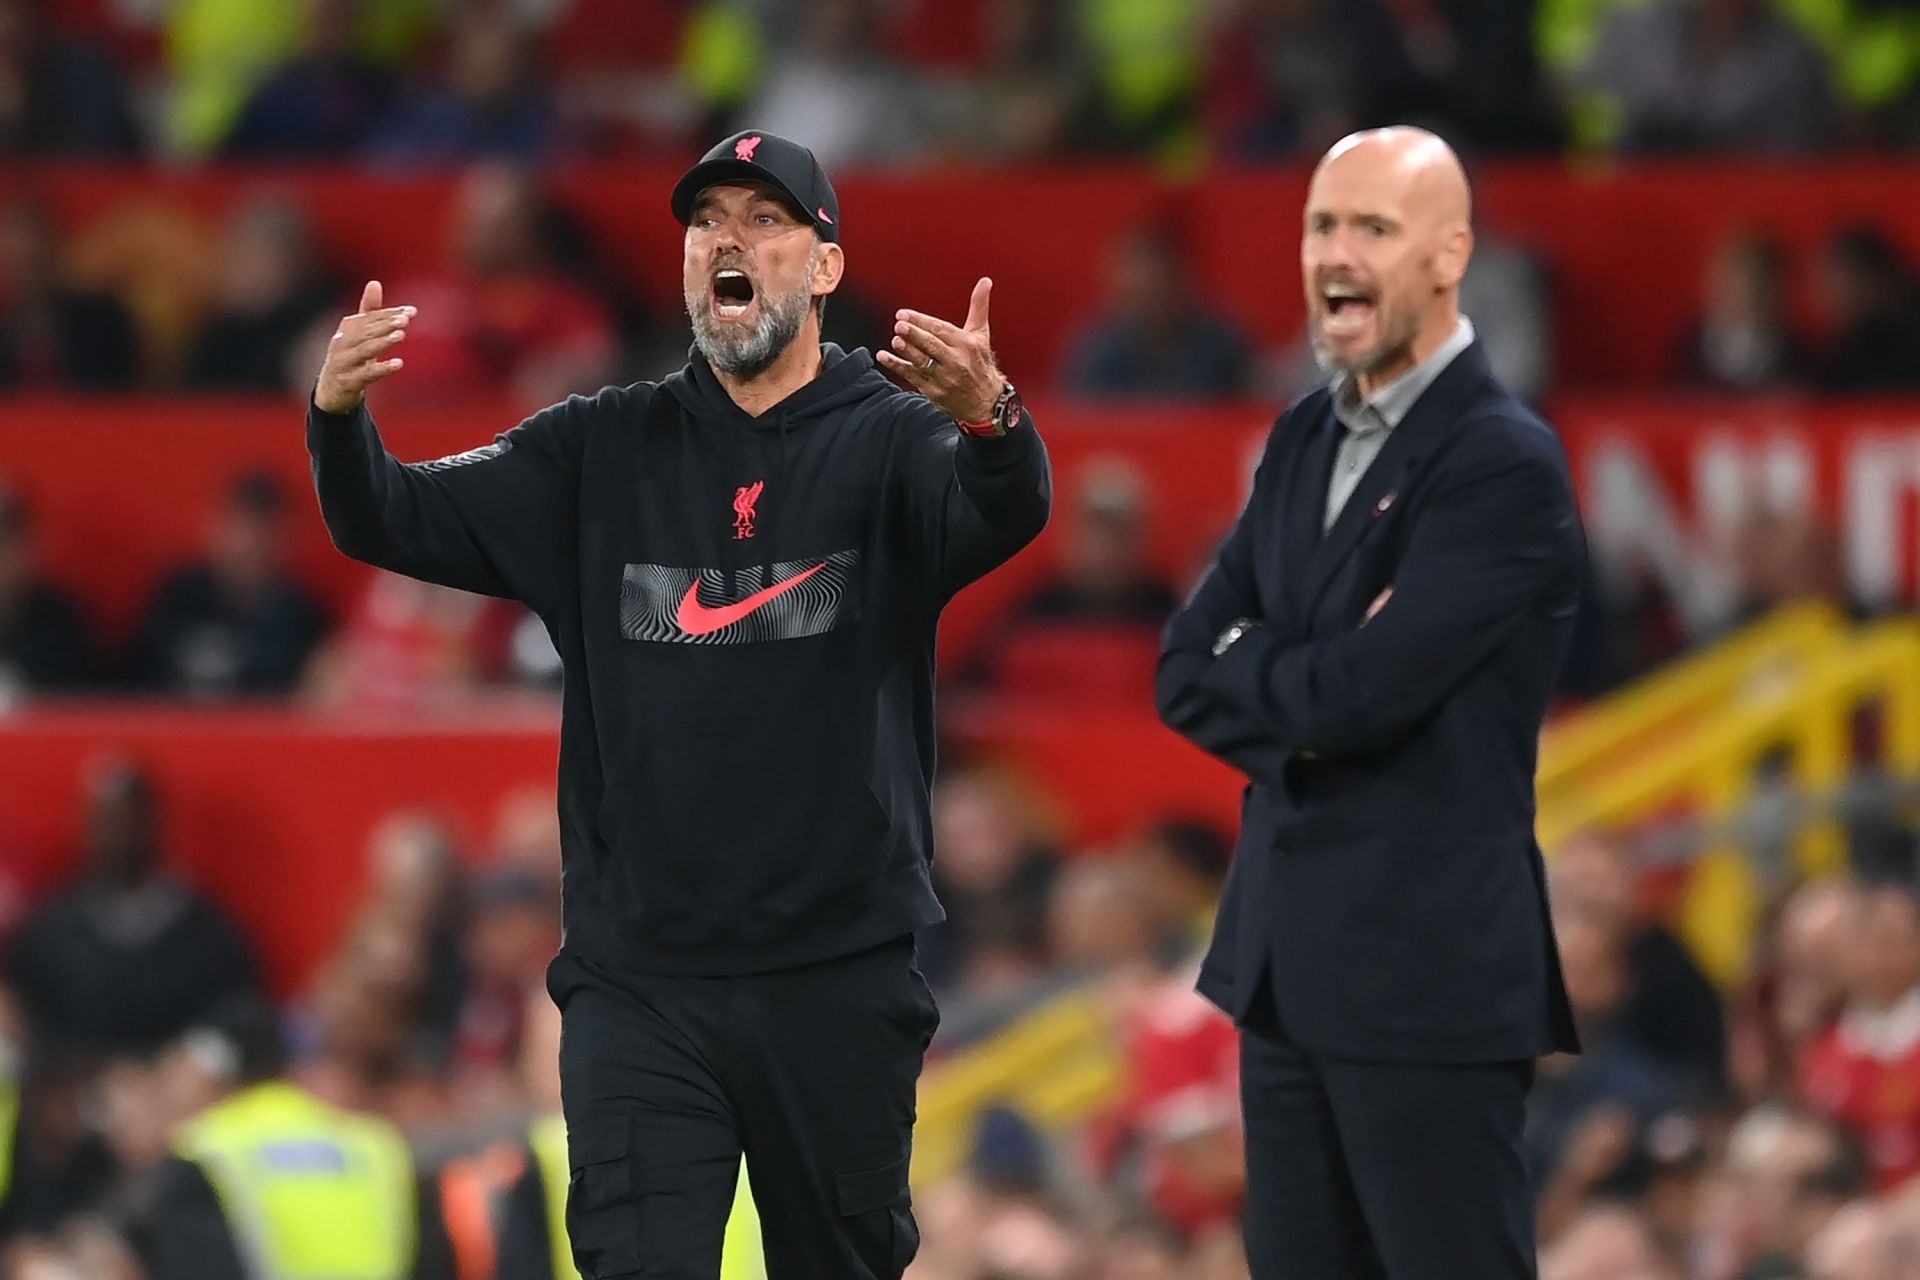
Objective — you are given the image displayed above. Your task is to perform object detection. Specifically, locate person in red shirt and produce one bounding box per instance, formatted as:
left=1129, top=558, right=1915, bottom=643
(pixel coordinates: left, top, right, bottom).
left=1799, top=877, right=1920, bottom=1190
left=378, top=163, right=615, bottom=409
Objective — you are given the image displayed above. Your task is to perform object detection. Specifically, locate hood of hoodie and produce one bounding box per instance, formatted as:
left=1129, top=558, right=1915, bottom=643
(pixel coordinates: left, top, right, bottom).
left=663, top=342, right=894, bottom=431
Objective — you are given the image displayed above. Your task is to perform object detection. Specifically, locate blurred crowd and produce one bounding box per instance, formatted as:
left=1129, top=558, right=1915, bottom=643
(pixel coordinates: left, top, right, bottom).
left=8, top=162, right=1920, bottom=407
left=8, top=0, right=1920, bottom=167
left=17, top=731, right=1920, bottom=1278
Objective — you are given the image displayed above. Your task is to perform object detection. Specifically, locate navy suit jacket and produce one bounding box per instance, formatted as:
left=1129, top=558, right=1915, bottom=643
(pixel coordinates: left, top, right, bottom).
left=1157, top=341, right=1583, bottom=1064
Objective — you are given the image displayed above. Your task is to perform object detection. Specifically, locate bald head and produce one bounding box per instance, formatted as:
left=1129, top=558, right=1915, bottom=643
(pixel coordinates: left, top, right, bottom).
left=1318, top=128, right=1472, bottom=230
left=1302, top=127, right=1474, bottom=395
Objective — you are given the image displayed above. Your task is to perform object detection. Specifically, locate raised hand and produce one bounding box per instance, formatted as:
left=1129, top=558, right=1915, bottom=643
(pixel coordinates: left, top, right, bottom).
left=877, top=277, right=1005, bottom=424
left=314, top=281, right=414, bottom=415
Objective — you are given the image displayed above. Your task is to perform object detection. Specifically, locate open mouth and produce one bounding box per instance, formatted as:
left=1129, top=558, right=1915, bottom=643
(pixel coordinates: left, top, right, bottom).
left=1321, top=283, right=1376, bottom=337
left=711, top=269, right=756, bottom=320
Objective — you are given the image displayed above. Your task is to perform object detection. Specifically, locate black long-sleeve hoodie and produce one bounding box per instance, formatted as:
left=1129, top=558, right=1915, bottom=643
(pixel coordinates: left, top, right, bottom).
left=309, top=344, right=1051, bottom=975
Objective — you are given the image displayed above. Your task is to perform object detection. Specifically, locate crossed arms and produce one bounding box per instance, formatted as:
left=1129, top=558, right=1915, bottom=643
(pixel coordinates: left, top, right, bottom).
left=1155, top=434, right=1581, bottom=780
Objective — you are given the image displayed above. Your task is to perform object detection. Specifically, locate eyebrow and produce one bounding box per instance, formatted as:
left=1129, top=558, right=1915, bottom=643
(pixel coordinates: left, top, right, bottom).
left=692, top=190, right=799, bottom=221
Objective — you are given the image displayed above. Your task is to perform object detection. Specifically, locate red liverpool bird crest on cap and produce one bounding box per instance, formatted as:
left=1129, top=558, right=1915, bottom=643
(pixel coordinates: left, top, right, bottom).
left=734, top=135, right=763, bottom=162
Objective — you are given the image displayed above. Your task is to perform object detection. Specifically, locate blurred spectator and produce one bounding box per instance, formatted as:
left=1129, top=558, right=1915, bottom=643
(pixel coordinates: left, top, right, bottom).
left=303, top=571, right=489, bottom=711
left=1008, top=459, right=1178, bottom=627
left=947, top=0, right=1087, bottom=161
left=1678, top=229, right=1811, bottom=392
left=355, top=811, right=470, bottom=1055
left=1459, top=228, right=1554, bottom=406
left=1096, top=977, right=1244, bottom=1242
left=293, top=914, right=433, bottom=1112
left=375, top=164, right=618, bottom=407
left=1704, top=1104, right=1871, bottom=1278
left=1529, top=910, right=1683, bottom=1225
left=967, top=458, right=1177, bottom=701
left=0, top=0, right=140, bottom=157
left=1127, top=818, right=1232, bottom=966
left=0, top=485, right=100, bottom=700
left=221, top=0, right=394, bottom=158
left=741, top=0, right=930, bottom=168
left=1065, top=228, right=1253, bottom=400
left=1737, top=877, right=1862, bottom=1105
left=1092, top=1216, right=1191, bottom=1280
left=921, top=767, right=1062, bottom=995
left=365, top=9, right=557, bottom=166
left=1806, top=1200, right=1900, bottom=1280
left=4, top=762, right=262, bottom=1057
left=1046, top=861, right=1161, bottom=989
left=1575, top=0, right=1837, bottom=153
left=1075, top=0, right=1210, bottom=158
left=1551, top=830, right=1728, bottom=1099
left=1814, top=224, right=1920, bottom=393
left=1204, top=0, right=1413, bottom=162
left=1801, top=878, right=1920, bottom=1191
left=127, top=472, right=332, bottom=699
left=1383, top=0, right=1568, bottom=154
left=451, top=865, right=558, bottom=1081
left=1721, top=505, right=1858, bottom=634
left=181, top=201, right=340, bottom=393
left=0, top=201, right=140, bottom=392
left=127, top=994, right=457, bottom=1280
left=1540, top=1201, right=1683, bottom=1280
left=0, top=981, right=22, bottom=1234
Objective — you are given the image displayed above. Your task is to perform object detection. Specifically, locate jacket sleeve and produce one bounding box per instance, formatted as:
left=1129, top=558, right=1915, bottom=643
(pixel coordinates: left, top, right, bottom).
left=1155, top=435, right=1296, bottom=783
left=1196, top=433, right=1582, bottom=757
left=493, top=1156, right=557, bottom=1280
left=411, top=1170, right=459, bottom=1280
left=131, top=1158, right=248, bottom=1280
left=307, top=392, right=591, bottom=617
left=894, top=399, right=1052, bottom=601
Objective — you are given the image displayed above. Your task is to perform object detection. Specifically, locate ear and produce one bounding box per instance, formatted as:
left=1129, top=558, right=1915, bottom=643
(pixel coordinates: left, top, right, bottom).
left=811, top=240, right=846, bottom=301
left=1437, top=222, right=1474, bottom=292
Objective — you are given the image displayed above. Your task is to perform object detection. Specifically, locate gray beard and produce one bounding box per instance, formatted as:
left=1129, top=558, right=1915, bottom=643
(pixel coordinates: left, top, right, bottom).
left=1310, top=304, right=1421, bottom=379
left=686, top=274, right=814, bottom=380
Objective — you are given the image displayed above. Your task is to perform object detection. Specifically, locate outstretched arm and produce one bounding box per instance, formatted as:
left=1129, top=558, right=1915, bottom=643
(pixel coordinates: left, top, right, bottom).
left=307, top=281, right=588, bottom=616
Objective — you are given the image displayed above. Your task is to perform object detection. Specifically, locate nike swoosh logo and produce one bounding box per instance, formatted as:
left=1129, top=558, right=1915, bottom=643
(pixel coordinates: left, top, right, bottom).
left=676, top=562, right=827, bottom=636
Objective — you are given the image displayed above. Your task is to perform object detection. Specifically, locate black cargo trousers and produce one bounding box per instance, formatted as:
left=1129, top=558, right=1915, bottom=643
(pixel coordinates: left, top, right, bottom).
left=548, top=936, right=940, bottom=1279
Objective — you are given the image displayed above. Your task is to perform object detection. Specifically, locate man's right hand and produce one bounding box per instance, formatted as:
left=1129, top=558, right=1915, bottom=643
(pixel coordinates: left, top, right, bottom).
left=313, top=280, right=414, bottom=415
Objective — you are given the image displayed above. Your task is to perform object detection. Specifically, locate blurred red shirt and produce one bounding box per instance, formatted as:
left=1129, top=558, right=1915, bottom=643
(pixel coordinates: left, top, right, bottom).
left=1800, top=991, right=1920, bottom=1190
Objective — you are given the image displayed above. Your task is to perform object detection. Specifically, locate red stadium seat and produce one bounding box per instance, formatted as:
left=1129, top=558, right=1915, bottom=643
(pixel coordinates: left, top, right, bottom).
left=986, top=625, right=1163, bottom=704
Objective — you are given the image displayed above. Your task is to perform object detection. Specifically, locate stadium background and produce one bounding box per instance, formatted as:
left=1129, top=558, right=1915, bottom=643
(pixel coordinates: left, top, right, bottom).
left=6, top=0, right=1920, bottom=1276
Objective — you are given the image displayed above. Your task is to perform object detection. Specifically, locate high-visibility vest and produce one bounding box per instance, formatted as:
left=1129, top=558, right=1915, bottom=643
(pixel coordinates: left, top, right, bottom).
left=527, top=1116, right=576, bottom=1280
left=0, top=1075, right=18, bottom=1211
left=175, top=1081, right=417, bottom=1280
left=529, top=1115, right=768, bottom=1280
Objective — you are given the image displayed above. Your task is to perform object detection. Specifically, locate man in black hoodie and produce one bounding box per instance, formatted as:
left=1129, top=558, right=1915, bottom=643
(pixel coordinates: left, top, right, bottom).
left=306, top=131, right=1050, bottom=1279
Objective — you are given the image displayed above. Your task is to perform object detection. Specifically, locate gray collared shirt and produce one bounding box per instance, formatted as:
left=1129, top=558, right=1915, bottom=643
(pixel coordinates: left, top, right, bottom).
left=1324, top=317, right=1476, bottom=530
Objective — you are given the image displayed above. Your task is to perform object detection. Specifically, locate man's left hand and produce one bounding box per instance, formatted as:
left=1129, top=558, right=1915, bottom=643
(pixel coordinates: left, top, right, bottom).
left=878, top=276, right=1005, bottom=424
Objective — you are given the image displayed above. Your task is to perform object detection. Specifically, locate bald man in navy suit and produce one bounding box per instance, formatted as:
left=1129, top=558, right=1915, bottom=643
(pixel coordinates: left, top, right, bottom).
left=1157, top=127, right=1585, bottom=1279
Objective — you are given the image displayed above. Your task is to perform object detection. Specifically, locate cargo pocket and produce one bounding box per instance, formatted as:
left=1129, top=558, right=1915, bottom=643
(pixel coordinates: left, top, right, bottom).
left=835, top=1152, right=918, bottom=1276
left=565, top=1119, right=642, bottom=1278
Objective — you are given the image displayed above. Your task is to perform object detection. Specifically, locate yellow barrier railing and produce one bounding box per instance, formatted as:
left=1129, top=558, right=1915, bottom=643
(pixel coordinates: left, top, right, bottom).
left=1537, top=618, right=1920, bottom=984
left=1537, top=601, right=1846, bottom=807
left=913, top=989, right=1122, bottom=1188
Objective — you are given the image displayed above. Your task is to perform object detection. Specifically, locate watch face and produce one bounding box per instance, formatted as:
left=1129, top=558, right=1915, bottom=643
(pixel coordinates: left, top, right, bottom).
left=995, top=383, right=1022, bottom=429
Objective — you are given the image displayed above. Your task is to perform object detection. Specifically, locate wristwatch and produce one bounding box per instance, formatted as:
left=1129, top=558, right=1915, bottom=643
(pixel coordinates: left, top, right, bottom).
left=1213, top=617, right=1257, bottom=658
left=957, top=379, right=1022, bottom=439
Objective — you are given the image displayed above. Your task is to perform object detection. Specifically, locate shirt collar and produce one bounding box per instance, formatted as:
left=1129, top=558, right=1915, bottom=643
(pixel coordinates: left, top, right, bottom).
left=1840, top=986, right=1920, bottom=1061
left=1331, top=316, right=1476, bottom=436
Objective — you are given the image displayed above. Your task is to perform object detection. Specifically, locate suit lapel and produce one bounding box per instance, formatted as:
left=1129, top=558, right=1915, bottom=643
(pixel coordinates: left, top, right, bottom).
left=1304, top=342, right=1492, bottom=614
left=1277, top=403, right=1338, bottom=634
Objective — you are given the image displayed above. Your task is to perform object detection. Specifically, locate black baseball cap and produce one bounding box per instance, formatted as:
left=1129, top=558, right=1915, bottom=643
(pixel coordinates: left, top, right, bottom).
left=671, top=130, right=841, bottom=244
